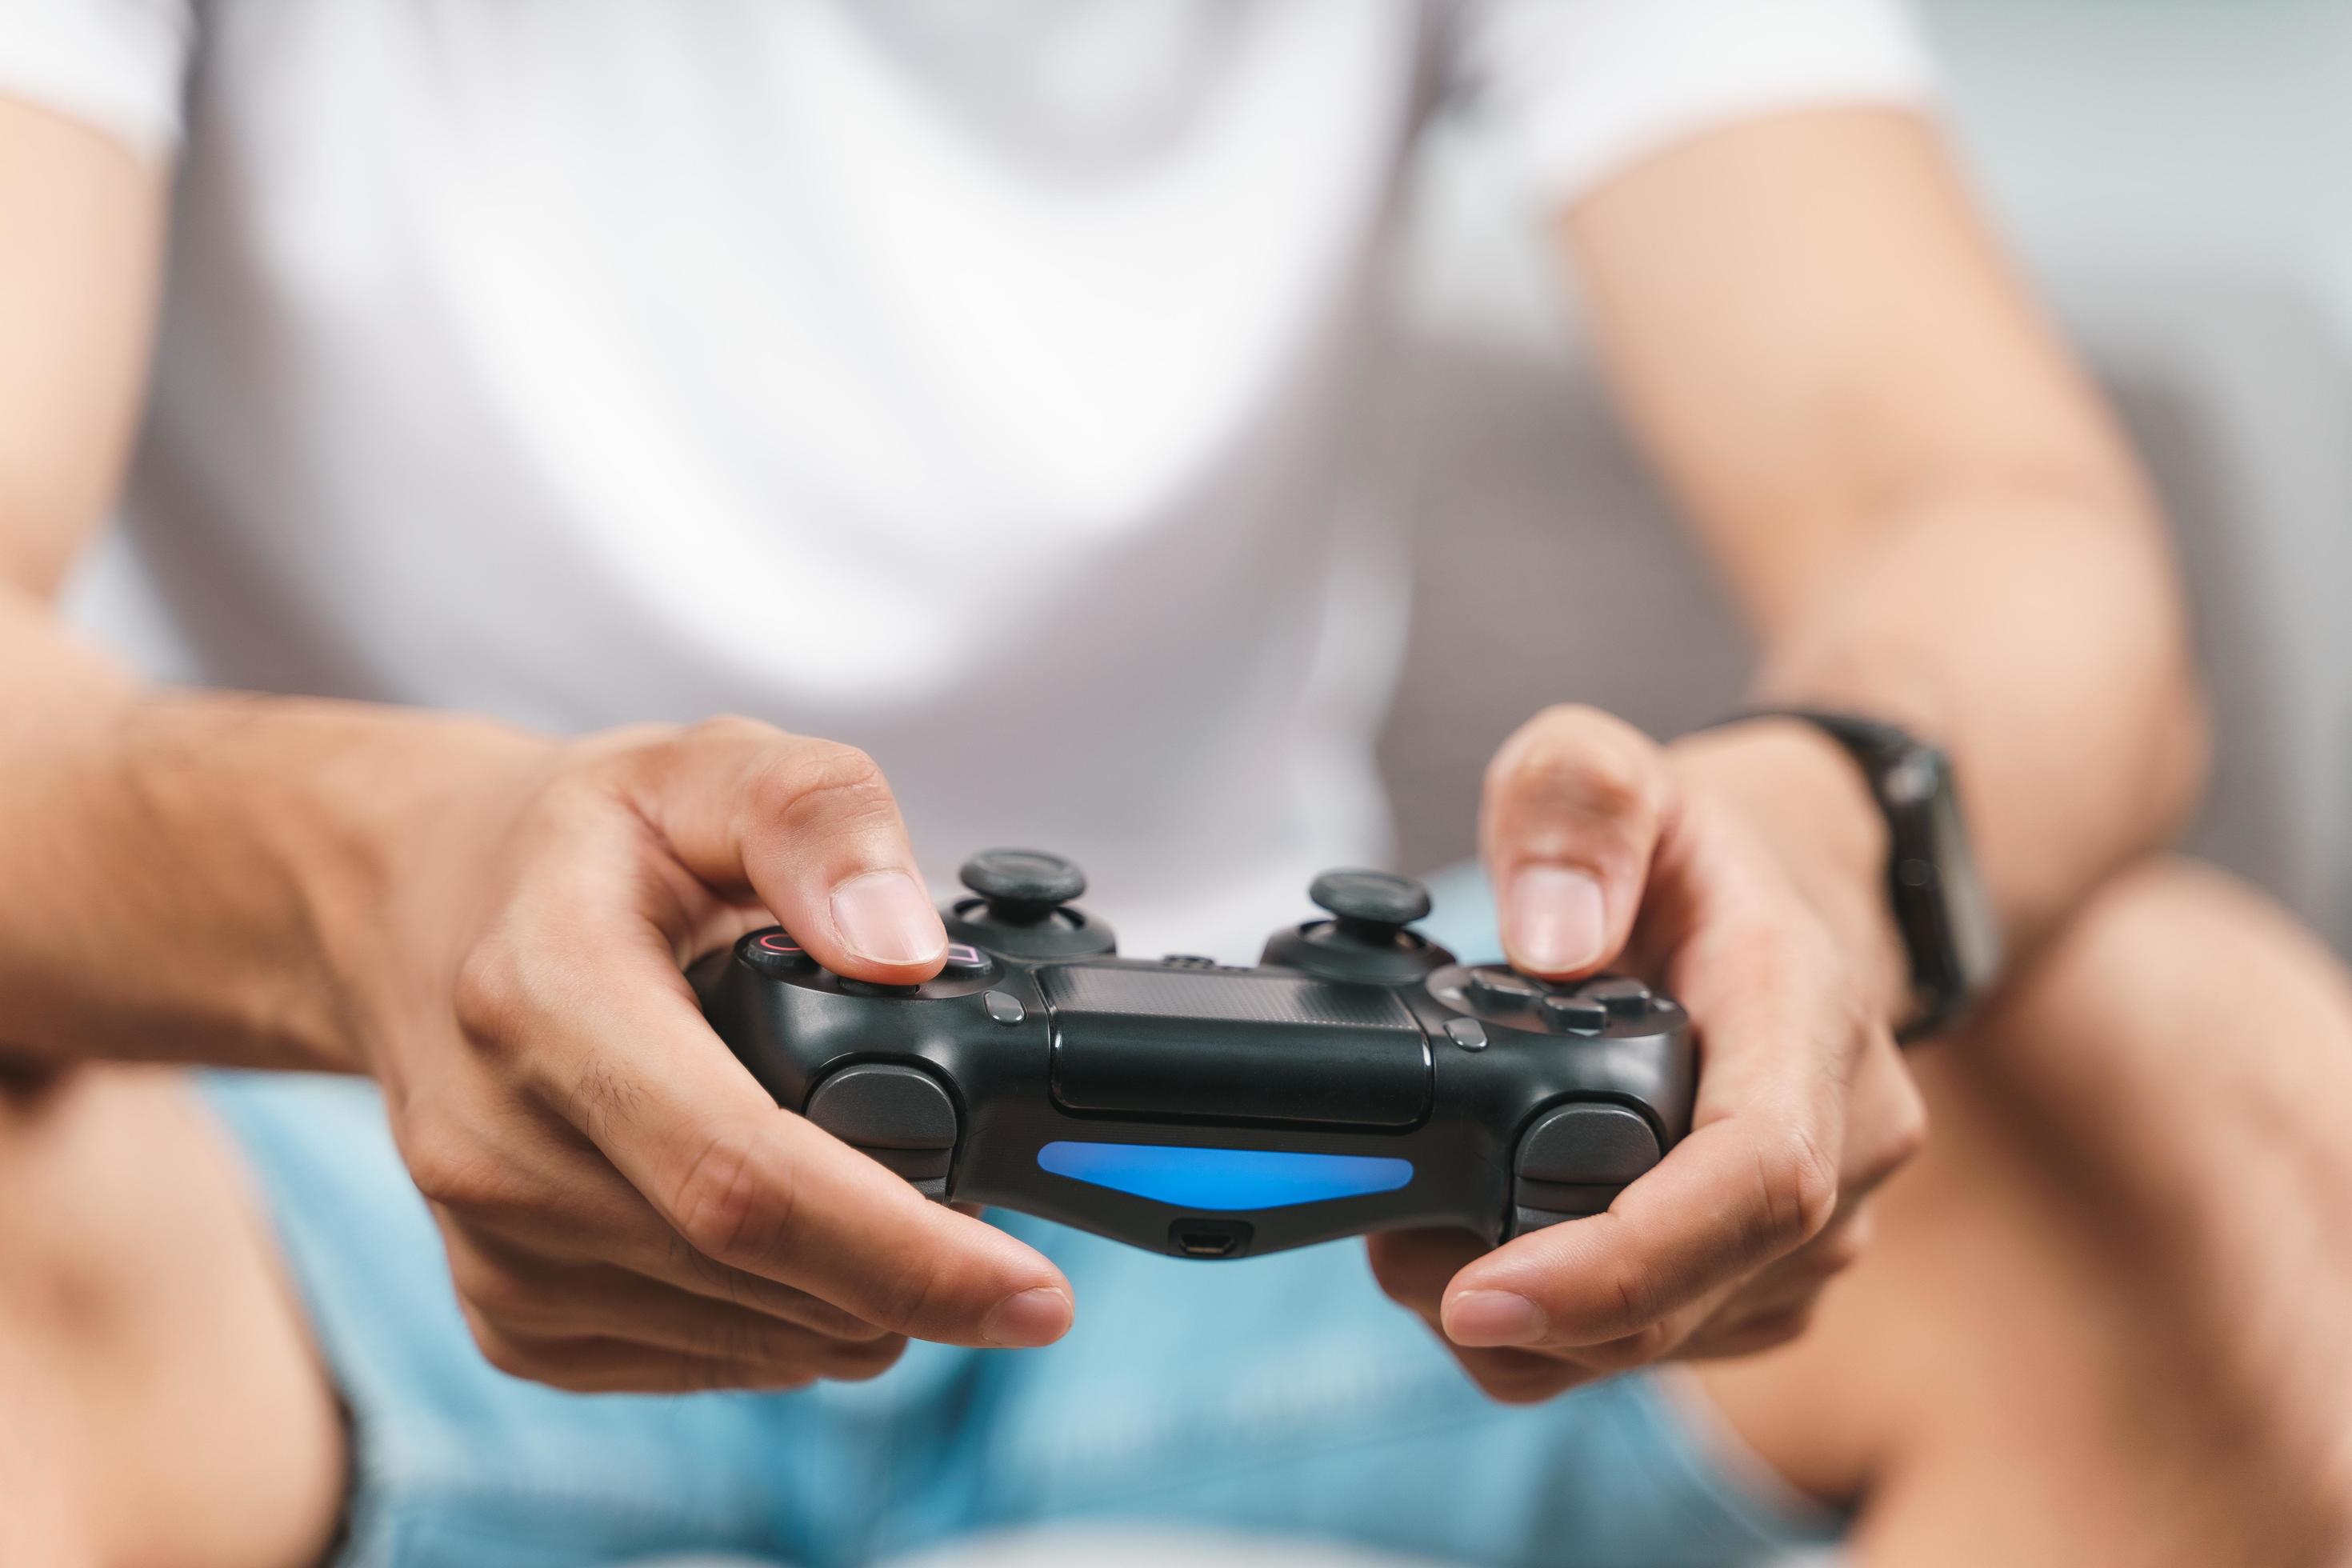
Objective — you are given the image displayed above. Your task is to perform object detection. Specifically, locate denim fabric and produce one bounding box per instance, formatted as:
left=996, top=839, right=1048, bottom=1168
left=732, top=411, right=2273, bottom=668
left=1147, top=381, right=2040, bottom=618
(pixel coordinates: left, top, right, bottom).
left=196, top=869, right=1842, bottom=1566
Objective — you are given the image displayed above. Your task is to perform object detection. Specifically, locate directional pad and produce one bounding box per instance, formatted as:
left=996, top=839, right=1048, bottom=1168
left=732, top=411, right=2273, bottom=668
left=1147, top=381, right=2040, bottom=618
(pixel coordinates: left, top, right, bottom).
left=1584, top=977, right=1653, bottom=1018
left=1539, top=994, right=1607, bottom=1034
left=1430, top=965, right=1660, bottom=1038
left=1467, top=971, right=1542, bottom=1010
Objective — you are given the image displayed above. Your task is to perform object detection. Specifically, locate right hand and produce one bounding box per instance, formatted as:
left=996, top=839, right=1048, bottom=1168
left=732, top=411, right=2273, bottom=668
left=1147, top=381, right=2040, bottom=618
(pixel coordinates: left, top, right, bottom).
left=347, top=717, right=1073, bottom=1392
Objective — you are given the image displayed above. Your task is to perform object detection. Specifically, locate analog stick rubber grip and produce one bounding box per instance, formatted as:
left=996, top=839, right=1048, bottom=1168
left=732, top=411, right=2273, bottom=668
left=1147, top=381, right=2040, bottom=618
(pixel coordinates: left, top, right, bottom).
left=960, top=848, right=1086, bottom=922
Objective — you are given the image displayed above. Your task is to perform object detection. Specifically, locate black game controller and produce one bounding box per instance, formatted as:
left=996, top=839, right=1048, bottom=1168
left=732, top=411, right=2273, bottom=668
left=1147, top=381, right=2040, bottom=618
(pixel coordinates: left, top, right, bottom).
left=694, top=850, right=1695, bottom=1260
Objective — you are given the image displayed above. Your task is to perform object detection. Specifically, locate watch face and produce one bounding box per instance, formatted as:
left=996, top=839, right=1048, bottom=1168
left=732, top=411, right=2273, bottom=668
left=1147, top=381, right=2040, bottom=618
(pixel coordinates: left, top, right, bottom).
left=1927, top=778, right=2004, bottom=993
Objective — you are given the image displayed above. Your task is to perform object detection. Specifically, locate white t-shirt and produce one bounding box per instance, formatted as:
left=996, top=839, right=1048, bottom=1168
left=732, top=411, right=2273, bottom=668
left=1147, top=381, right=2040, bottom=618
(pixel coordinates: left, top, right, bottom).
left=8, top=0, right=1930, bottom=957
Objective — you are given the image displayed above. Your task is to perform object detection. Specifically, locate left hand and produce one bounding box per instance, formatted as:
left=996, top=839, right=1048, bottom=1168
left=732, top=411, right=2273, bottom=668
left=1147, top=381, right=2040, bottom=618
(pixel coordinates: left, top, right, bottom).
left=1370, top=706, right=1926, bottom=1403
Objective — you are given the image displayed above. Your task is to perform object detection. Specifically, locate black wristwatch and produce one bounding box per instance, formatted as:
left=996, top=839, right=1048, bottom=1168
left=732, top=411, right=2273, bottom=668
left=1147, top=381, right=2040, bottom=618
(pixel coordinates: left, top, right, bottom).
left=1732, top=710, right=2004, bottom=1041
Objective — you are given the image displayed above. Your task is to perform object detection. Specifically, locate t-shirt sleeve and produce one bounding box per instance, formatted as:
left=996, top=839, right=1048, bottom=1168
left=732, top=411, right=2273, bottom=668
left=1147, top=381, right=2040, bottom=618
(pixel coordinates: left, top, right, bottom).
left=1450, top=0, right=1939, bottom=206
left=0, top=0, right=195, bottom=158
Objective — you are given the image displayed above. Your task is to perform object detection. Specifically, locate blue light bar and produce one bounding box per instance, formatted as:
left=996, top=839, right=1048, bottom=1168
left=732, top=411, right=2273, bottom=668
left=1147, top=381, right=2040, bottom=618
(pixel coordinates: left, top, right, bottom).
left=1036, top=1141, right=1413, bottom=1211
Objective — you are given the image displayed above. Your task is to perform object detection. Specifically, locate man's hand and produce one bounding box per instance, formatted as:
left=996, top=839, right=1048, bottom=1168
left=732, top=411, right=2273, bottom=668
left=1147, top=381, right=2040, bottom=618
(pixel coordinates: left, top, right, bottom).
left=1370, top=707, right=1924, bottom=1403
left=350, top=717, right=1074, bottom=1392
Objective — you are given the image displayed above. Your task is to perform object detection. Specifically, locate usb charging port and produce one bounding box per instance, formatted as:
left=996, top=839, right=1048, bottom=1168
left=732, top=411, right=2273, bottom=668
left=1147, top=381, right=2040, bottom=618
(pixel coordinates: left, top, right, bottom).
left=1169, top=1219, right=1252, bottom=1258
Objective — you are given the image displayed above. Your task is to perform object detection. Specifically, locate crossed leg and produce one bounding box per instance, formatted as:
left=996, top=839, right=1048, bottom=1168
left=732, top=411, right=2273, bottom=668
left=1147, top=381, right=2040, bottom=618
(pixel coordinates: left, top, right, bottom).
left=1703, top=858, right=2352, bottom=1565
left=6, top=857, right=2350, bottom=1566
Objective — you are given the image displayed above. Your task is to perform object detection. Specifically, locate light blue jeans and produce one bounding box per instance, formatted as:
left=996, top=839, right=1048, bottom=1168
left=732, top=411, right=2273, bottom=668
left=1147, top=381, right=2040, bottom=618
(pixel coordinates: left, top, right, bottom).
left=198, top=874, right=1842, bottom=1566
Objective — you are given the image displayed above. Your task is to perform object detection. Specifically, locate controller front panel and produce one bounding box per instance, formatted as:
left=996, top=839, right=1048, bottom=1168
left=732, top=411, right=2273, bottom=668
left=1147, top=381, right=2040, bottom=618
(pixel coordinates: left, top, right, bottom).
left=694, top=854, right=1695, bottom=1260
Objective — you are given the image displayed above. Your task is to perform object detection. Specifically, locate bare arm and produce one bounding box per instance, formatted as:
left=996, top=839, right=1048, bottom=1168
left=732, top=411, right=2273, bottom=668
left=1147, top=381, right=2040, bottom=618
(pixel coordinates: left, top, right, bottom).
left=0, top=96, right=1073, bottom=1386
left=0, top=96, right=530, bottom=1073
left=1566, top=106, right=2206, bottom=959
left=1382, top=106, right=2206, bottom=1398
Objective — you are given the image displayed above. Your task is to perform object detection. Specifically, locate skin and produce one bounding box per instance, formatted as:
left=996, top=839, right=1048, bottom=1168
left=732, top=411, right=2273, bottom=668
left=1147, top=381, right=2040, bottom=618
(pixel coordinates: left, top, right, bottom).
left=1371, top=106, right=2198, bottom=1384
left=0, top=91, right=2343, bottom=1565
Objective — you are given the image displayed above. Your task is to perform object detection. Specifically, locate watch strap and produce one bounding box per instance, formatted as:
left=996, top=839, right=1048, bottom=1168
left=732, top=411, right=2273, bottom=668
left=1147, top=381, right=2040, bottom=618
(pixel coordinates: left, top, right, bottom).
left=1717, top=708, right=1986, bottom=1042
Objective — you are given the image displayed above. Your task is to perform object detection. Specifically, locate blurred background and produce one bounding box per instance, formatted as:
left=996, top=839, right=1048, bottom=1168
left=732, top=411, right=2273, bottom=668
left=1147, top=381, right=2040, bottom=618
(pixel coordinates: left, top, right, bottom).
left=1375, top=0, right=2352, bottom=957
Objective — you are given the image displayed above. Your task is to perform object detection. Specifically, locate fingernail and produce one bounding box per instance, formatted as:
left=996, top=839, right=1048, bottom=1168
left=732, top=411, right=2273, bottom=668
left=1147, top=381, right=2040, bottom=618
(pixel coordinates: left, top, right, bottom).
left=982, top=1286, right=1072, bottom=1348
left=830, top=870, right=945, bottom=966
left=1507, top=866, right=1606, bottom=974
left=1446, top=1289, right=1548, bottom=1348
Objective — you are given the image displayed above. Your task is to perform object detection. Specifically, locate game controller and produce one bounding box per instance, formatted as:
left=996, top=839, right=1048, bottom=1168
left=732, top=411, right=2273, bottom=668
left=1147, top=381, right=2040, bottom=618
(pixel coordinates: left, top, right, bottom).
left=694, top=850, right=1695, bottom=1260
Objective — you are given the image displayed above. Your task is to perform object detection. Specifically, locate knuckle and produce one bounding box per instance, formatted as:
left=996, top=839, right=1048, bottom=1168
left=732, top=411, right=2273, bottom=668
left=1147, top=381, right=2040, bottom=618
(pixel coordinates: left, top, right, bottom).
left=862, top=1254, right=945, bottom=1338
left=450, top=934, right=527, bottom=1047
left=1510, top=737, right=1661, bottom=827
left=669, top=1126, right=795, bottom=1268
left=1603, top=1254, right=1668, bottom=1334
left=406, top=1128, right=508, bottom=1218
left=1878, top=1066, right=1931, bottom=1176
left=1578, top=1320, right=1678, bottom=1373
left=747, top=741, right=896, bottom=835
left=1512, top=705, right=1658, bottom=798
left=460, top=1260, right=550, bottom=1327
left=1755, top=1124, right=1843, bottom=1253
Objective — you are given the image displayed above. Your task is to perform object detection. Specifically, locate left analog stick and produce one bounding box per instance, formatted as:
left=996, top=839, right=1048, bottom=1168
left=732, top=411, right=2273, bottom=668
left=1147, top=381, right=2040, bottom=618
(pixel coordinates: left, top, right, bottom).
left=960, top=848, right=1086, bottom=924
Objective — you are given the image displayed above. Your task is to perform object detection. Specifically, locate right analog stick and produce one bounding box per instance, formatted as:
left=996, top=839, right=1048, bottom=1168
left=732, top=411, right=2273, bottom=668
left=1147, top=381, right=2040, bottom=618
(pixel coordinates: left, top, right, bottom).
left=943, top=847, right=1116, bottom=960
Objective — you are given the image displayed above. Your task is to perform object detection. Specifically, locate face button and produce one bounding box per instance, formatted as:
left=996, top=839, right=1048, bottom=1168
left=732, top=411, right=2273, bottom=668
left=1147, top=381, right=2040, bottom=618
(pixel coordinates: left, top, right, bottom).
left=941, top=942, right=993, bottom=977
left=1445, top=1018, right=1489, bottom=1052
left=741, top=928, right=817, bottom=978
left=1585, top=977, right=1653, bottom=1018
left=1540, top=994, right=1608, bottom=1034
left=983, top=990, right=1026, bottom=1026
left=1466, top=969, right=1540, bottom=1011
left=838, top=978, right=922, bottom=998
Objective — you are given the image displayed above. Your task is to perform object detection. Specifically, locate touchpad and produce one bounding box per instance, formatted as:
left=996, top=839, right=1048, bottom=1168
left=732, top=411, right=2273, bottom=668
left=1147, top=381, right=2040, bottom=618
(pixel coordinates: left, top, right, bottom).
left=1042, top=963, right=1431, bottom=1129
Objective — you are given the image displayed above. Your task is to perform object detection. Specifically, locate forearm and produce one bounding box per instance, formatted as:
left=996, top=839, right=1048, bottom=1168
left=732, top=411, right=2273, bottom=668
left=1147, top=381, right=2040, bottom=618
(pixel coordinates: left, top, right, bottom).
left=1563, top=110, right=2207, bottom=968
left=0, top=591, right=546, bottom=1071
left=1652, top=476, right=2202, bottom=1034
left=1748, top=474, right=2206, bottom=951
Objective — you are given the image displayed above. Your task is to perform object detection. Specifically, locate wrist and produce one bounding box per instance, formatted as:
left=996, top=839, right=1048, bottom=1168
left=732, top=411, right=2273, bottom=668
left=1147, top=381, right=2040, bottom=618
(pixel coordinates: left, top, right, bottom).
left=116, top=694, right=554, bottom=1074
left=1667, top=718, right=1911, bottom=1030
left=275, top=703, right=559, bottom=1075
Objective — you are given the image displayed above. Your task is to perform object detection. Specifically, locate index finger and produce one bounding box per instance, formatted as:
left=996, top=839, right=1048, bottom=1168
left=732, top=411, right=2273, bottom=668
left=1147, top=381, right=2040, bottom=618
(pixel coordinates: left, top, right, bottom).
left=1442, top=1108, right=1839, bottom=1350
left=533, top=933, right=1074, bottom=1350
left=1444, top=929, right=1850, bottom=1349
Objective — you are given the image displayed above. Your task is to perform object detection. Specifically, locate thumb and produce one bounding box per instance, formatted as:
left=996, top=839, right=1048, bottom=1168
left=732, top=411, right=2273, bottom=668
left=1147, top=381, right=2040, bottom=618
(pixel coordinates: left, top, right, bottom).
left=627, top=718, right=946, bottom=984
left=1480, top=706, right=1670, bottom=979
